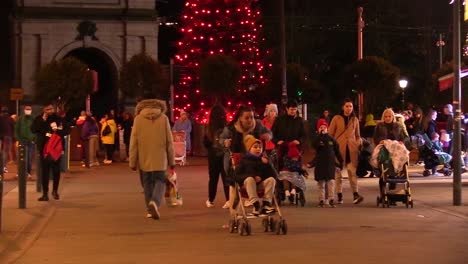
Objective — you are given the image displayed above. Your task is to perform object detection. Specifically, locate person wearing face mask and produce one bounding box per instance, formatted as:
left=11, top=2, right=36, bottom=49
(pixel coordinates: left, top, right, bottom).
left=14, top=105, right=36, bottom=180
left=310, top=119, right=343, bottom=208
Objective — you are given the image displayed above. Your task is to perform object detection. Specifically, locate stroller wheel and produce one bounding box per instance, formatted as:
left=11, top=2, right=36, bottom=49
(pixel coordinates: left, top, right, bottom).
left=280, top=219, right=288, bottom=235
left=275, top=221, right=282, bottom=235
left=423, top=170, right=431, bottom=177
left=444, top=169, right=452, bottom=176
left=262, top=218, right=269, bottom=232
left=269, top=218, right=276, bottom=232
left=229, top=219, right=237, bottom=233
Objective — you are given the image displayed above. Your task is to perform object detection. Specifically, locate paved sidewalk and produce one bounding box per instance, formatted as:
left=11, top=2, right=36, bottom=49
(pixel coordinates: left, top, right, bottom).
left=0, top=157, right=467, bottom=264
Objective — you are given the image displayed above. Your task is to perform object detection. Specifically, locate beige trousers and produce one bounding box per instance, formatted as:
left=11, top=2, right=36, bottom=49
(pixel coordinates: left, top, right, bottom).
left=335, top=163, right=358, bottom=194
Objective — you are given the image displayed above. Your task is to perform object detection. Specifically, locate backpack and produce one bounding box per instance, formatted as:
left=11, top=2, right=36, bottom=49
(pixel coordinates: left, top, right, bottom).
left=102, top=122, right=111, bottom=136
left=43, top=133, right=63, bottom=161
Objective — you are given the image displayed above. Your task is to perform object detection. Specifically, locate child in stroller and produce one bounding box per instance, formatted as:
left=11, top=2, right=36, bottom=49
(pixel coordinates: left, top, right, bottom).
left=278, top=142, right=308, bottom=206
left=419, top=133, right=452, bottom=176
left=234, top=135, right=278, bottom=216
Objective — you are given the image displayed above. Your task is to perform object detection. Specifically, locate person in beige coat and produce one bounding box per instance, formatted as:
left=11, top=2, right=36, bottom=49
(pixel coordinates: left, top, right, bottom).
left=129, top=95, right=175, bottom=220
left=328, top=98, right=364, bottom=204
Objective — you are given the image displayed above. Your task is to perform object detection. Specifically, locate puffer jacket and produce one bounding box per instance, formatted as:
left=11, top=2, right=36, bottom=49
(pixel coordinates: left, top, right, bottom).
left=100, top=118, right=117, bottom=144
left=129, top=99, right=175, bottom=171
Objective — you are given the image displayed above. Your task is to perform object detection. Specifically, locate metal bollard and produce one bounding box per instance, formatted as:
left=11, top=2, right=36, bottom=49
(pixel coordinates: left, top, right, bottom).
left=18, top=145, right=27, bottom=209
left=36, top=147, right=42, bottom=193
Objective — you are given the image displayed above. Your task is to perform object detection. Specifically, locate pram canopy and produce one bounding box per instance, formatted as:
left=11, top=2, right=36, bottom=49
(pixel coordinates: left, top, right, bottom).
left=370, top=140, right=409, bottom=173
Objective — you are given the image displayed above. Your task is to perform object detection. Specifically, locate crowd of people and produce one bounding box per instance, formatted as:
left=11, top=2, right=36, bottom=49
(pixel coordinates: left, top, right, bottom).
left=2, top=96, right=467, bottom=220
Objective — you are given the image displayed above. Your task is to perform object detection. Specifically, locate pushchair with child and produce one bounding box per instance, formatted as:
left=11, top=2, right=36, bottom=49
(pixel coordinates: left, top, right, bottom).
left=227, top=152, right=288, bottom=236
left=274, top=142, right=308, bottom=207
left=416, top=134, right=452, bottom=177
left=371, top=140, right=414, bottom=208
left=172, top=131, right=187, bottom=166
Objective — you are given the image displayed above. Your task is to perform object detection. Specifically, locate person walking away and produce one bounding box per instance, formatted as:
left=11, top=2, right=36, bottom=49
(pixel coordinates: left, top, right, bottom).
left=328, top=98, right=364, bottom=204
left=31, top=104, right=70, bottom=201
left=203, top=104, right=229, bottom=208
left=172, top=110, right=192, bottom=155
left=14, top=105, right=35, bottom=180
left=311, top=119, right=343, bottom=207
left=82, top=114, right=100, bottom=167
left=100, top=114, right=117, bottom=164
left=129, top=95, right=175, bottom=220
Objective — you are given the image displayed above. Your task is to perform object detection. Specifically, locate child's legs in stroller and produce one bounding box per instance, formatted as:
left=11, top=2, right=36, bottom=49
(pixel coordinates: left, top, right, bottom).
left=257, top=177, right=276, bottom=203
left=243, top=177, right=260, bottom=205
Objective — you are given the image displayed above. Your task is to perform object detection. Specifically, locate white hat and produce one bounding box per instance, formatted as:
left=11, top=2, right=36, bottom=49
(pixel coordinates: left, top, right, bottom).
left=264, top=104, right=278, bottom=117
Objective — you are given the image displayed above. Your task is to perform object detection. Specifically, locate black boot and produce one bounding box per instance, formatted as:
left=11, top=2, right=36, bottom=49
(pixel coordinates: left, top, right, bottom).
left=52, top=190, right=60, bottom=200
left=38, top=193, right=49, bottom=201
left=337, top=193, right=343, bottom=204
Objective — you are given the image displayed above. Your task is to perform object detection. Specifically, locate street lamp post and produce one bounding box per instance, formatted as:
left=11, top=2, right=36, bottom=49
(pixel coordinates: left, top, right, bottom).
left=399, top=79, right=408, bottom=110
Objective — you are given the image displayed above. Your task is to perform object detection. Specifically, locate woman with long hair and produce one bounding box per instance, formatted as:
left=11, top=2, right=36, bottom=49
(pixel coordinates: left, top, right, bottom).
left=203, top=104, right=230, bottom=208
left=328, top=98, right=364, bottom=205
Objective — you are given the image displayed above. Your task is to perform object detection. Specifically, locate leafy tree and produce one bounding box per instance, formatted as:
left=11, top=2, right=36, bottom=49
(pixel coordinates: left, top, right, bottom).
left=199, top=54, right=241, bottom=103
left=343, top=56, right=400, bottom=114
left=119, top=53, right=168, bottom=100
left=34, top=57, right=93, bottom=111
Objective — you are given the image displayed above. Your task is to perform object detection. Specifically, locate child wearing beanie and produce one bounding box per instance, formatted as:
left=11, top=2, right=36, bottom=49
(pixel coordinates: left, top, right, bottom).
left=310, top=119, right=343, bottom=207
left=234, top=135, right=278, bottom=216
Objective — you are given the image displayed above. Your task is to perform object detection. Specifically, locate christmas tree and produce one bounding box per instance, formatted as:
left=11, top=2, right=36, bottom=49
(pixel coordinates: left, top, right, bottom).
left=175, top=0, right=269, bottom=123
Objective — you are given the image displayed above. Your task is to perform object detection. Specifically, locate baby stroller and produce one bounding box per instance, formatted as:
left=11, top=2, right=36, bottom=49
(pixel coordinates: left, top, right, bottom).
left=275, top=142, right=307, bottom=207
left=416, top=134, right=452, bottom=176
left=371, top=140, right=414, bottom=208
left=227, top=152, right=287, bottom=236
left=172, top=131, right=187, bottom=166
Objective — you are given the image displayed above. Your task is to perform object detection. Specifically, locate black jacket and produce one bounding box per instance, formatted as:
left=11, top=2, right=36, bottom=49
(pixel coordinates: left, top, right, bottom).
left=234, top=154, right=278, bottom=185
left=271, top=114, right=305, bottom=145
left=31, top=114, right=70, bottom=156
left=311, top=133, right=343, bottom=181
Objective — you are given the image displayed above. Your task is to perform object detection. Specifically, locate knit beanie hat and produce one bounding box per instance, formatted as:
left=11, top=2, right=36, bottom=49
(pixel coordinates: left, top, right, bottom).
left=287, top=142, right=300, bottom=158
left=264, top=103, right=278, bottom=117
left=316, top=118, right=329, bottom=132
left=244, top=135, right=262, bottom=151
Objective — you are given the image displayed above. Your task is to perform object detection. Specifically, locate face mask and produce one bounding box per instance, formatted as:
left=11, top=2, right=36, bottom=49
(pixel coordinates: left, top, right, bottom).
left=24, top=110, right=32, bottom=115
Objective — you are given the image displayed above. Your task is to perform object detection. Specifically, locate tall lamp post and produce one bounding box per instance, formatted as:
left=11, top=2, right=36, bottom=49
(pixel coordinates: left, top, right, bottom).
left=399, top=79, right=408, bottom=110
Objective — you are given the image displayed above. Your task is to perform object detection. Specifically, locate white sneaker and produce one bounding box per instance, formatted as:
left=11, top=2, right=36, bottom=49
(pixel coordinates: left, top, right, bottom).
left=148, top=201, right=160, bottom=220
left=146, top=213, right=152, bottom=218
left=205, top=200, right=214, bottom=208
left=104, top=160, right=112, bottom=164
left=222, top=201, right=231, bottom=209
left=285, top=190, right=291, bottom=197
left=290, top=189, right=297, bottom=195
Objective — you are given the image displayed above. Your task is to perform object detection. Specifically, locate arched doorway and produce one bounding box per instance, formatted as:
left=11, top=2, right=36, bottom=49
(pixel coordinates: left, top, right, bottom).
left=65, top=47, right=118, bottom=119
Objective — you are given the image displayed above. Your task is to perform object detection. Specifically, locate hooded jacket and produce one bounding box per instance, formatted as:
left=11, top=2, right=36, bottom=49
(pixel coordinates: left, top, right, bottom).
left=129, top=99, right=175, bottom=171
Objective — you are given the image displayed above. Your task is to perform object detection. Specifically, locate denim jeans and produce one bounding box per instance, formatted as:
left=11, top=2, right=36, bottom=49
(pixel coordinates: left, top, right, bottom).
left=19, top=141, right=35, bottom=174
left=141, top=171, right=166, bottom=208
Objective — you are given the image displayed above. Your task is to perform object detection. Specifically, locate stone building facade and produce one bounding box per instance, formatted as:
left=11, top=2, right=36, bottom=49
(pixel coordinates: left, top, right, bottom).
left=11, top=0, right=159, bottom=113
